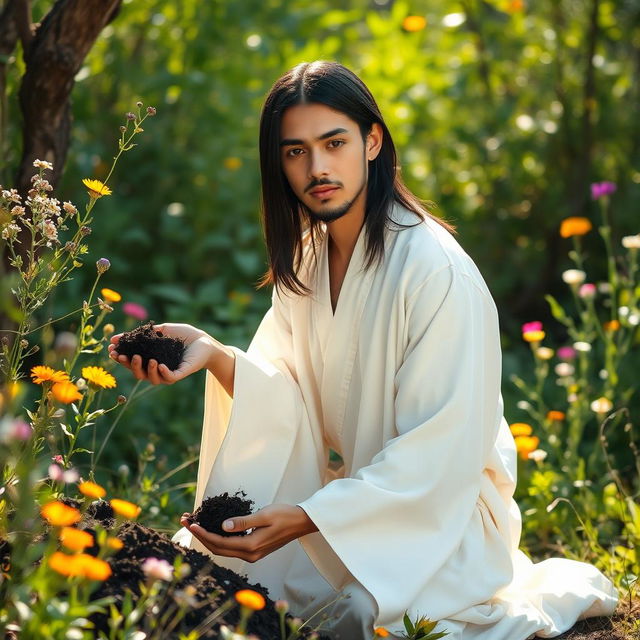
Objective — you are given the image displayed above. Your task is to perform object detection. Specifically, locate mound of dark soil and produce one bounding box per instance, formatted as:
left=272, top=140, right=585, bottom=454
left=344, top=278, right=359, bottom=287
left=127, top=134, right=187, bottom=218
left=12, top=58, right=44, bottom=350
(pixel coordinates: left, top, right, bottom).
left=186, top=491, right=254, bottom=537
left=116, top=322, right=185, bottom=371
left=82, top=500, right=323, bottom=639
left=555, top=597, right=640, bottom=640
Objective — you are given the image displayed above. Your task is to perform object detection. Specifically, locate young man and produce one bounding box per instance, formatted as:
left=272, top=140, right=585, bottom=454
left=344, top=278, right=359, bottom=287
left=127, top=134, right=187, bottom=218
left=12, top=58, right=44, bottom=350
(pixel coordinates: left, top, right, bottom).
left=109, top=61, right=617, bottom=639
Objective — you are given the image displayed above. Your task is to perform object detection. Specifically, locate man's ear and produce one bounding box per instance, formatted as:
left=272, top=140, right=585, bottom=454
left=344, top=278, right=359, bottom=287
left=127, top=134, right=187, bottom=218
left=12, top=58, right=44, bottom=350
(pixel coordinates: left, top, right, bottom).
left=366, top=122, right=383, bottom=162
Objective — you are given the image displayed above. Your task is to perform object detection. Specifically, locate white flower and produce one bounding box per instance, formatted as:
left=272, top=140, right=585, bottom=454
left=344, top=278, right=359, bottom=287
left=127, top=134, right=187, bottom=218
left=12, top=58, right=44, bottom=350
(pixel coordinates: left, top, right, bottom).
left=629, top=314, right=640, bottom=326
left=573, top=341, right=591, bottom=352
left=555, top=363, right=575, bottom=377
left=141, top=557, right=174, bottom=582
left=621, top=234, right=640, bottom=249
left=561, top=269, right=586, bottom=286
left=590, top=397, right=613, bottom=414
left=33, top=159, right=53, bottom=170
left=618, top=306, right=629, bottom=317
left=75, top=378, right=87, bottom=390
left=516, top=400, right=531, bottom=410
left=597, top=282, right=612, bottom=294
left=42, top=219, right=58, bottom=241
left=528, top=449, right=548, bottom=462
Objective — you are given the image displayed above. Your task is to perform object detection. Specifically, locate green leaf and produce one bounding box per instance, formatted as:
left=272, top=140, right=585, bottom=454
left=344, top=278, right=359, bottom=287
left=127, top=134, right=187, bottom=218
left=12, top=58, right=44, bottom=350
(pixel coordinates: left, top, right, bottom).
left=403, top=612, right=415, bottom=635
left=544, top=294, right=571, bottom=327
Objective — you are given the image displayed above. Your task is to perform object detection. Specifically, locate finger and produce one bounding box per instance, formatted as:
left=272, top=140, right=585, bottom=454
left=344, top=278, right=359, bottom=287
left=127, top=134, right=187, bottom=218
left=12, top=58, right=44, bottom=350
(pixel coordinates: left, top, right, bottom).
left=146, top=359, right=164, bottom=385
left=130, top=354, right=148, bottom=380
left=222, top=511, right=266, bottom=533
left=110, top=334, right=123, bottom=344
left=188, top=523, right=259, bottom=552
left=157, top=363, right=182, bottom=384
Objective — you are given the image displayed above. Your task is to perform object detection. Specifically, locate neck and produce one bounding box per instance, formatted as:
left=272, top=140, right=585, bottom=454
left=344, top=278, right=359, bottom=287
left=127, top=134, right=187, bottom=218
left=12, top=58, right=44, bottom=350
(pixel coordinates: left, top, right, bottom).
left=326, top=187, right=366, bottom=262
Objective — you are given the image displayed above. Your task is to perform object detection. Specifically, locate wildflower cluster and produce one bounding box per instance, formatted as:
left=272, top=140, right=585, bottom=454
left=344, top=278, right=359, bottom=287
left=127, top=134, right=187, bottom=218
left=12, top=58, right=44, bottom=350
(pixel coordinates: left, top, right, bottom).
left=510, top=181, right=639, bottom=602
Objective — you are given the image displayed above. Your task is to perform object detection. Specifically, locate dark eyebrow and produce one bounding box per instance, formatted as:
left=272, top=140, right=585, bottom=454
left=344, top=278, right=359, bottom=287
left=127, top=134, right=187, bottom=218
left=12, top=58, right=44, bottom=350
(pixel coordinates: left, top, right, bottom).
left=280, top=127, right=349, bottom=147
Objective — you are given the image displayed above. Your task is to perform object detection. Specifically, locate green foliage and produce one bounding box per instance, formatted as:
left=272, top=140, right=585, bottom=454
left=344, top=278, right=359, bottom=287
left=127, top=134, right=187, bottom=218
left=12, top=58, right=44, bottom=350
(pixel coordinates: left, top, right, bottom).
left=400, top=612, right=449, bottom=639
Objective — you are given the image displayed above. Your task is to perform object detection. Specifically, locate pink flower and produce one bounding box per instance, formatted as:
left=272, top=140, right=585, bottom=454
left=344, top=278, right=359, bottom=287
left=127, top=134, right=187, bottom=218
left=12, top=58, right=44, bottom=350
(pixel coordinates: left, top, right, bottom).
left=141, top=557, right=174, bottom=581
left=49, top=464, right=64, bottom=482
left=122, top=302, right=148, bottom=321
left=590, top=181, right=617, bottom=200
left=522, top=321, right=543, bottom=334
left=51, top=454, right=64, bottom=464
left=578, top=283, right=596, bottom=299
left=557, top=346, right=577, bottom=361
left=10, top=420, right=33, bottom=441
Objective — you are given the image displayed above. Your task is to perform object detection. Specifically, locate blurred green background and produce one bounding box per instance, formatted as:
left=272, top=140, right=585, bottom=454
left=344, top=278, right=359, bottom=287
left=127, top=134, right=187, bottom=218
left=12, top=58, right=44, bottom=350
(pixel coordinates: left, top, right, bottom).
left=1, top=0, right=638, bottom=507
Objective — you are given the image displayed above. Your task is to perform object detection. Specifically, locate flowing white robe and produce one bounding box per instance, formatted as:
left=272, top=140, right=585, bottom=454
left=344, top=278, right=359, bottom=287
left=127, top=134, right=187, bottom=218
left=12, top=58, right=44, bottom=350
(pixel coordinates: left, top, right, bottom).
left=173, top=204, right=618, bottom=639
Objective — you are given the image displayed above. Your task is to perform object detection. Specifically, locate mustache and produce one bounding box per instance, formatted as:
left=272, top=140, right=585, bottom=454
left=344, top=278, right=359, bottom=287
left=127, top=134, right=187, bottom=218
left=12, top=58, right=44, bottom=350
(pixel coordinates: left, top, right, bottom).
left=305, top=179, right=343, bottom=193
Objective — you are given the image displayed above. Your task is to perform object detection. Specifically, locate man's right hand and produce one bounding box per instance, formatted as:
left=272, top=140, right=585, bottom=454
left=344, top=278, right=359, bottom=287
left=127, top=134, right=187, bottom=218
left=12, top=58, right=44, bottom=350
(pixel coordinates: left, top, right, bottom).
left=108, top=323, right=228, bottom=387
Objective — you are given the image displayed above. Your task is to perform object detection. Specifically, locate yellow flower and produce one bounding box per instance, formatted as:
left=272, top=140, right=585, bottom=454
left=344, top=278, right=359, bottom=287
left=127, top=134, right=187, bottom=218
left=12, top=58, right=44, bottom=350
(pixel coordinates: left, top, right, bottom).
left=509, top=422, right=533, bottom=437
left=81, top=366, right=116, bottom=389
left=31, top=365, right=69, bottom=385
left=110, top=499, right=141, bottom=519
left=514, top=435, right=540, bottom=460
left=223, top=157, right=242, bottom=171
left=78, top=481, right=106, bottom=499
left=59, top=527, right=94, bottom=551
left=559, top=217, right=592, bottom=238
left=235, top=589, right=266, bottom=611
left=523, top=330, right=545, bottom=343
left=82, top=178, right=112, bottom=198
left=402, top=15, right=427, bottom=32
left=374, top=628, right=390, bottom=638
left=41, top=501, right=82, bottom=527
left=51, top=380, right=83, bottom=404
left=101, top=288, right=122, bottom=303
left=106, top=537, right=124, bottom=551
left=48, top=551, right=112, bottom=580
left=547, top=410, right=566, bottom=422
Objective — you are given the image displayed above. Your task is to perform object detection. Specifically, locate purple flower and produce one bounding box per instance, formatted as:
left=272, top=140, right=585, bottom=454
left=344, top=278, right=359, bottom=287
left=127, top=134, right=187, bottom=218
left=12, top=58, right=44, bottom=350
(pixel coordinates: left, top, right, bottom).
left=590, top=182, right=617, bottom=200
left=96, top=258, right=111, bottom=274
left=123, top=301, right=148, bottom=321
left=126, top=112, right=136, bottom=121
left=557, top=346, right=577, bottom=361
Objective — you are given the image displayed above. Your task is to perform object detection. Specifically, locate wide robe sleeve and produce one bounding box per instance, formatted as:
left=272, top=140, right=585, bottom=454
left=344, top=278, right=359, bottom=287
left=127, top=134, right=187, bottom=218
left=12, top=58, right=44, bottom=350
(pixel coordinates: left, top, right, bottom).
left=297, top=263, right=510, bottom=627
left=173, top=287, right=326, bottom=563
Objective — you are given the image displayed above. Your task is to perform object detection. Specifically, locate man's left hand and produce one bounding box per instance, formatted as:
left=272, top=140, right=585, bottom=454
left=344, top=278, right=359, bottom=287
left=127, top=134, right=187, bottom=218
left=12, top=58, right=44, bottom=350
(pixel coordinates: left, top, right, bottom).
left=179, top=504, right=318, bottom=563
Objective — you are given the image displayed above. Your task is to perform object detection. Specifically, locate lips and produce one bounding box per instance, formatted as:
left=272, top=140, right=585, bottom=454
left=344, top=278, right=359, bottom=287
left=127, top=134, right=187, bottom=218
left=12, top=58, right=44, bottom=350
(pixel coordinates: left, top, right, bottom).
left=310, top=186, right=339, bottom=197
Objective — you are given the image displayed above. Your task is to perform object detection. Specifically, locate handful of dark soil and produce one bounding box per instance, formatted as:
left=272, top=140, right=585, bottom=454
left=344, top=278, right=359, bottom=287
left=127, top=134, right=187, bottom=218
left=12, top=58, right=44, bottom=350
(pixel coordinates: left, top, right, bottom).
left=116, top=321, right=185, bottom=371
left=186, top=491, right=254, bottom=537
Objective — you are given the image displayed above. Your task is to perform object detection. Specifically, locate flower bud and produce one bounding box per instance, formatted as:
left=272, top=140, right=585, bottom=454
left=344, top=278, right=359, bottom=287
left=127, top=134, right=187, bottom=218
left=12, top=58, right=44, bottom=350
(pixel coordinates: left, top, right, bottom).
left=126, top=112, right=136, bottom=121
left=64, top=241, right=76, bottom=252
left=80, top=226, right=92, bottom=236
left=120, top=125, right=126, bottom=133
left=136, top=101, right=143, bottom=108
left=96, top=257, right=111, bottom=274
left=75, top=378, right=87, bottom=390
left=20, top=339, right=28, bottom=349
left=117, top=395, right=127, bottom=405
left=275, top=600, right=289, bottom=614
left=103, top=323, right=115, bottom=337
left=118, top=463, right=130, bottom=477
left=146, top=106, right=157, bottom=116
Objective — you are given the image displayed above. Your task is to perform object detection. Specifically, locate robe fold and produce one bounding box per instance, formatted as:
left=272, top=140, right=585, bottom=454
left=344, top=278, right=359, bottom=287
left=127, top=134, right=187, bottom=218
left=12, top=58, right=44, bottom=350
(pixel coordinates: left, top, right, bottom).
left=172, top=203, right=617, bottom=639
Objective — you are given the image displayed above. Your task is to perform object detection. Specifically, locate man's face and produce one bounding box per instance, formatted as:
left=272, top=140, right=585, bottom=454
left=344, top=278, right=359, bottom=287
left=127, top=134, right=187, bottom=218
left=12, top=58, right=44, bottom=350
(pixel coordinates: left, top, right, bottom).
left=280, top=103, right=377, bottom=223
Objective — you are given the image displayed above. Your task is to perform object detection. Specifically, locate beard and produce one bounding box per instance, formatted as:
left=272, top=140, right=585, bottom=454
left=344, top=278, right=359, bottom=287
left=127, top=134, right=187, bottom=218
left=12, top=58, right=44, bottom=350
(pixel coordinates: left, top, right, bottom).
left=300, top=160, right=368, bottom=223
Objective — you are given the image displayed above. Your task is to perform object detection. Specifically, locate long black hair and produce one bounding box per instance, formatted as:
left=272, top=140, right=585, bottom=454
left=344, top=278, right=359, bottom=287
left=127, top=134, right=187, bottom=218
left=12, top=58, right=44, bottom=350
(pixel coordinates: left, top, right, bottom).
left=258, top=60, right=454, bottom=295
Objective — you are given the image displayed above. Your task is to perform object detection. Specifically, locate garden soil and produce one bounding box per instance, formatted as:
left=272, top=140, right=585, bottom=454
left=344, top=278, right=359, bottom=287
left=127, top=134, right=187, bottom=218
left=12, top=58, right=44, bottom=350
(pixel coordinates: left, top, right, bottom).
left=116, top=322, right=185, bottom=371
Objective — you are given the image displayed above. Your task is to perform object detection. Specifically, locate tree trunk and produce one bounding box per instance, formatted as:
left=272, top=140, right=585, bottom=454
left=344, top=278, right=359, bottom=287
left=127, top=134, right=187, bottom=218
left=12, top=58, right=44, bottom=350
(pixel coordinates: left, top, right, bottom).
left=16, top=0, right=121, bottom=193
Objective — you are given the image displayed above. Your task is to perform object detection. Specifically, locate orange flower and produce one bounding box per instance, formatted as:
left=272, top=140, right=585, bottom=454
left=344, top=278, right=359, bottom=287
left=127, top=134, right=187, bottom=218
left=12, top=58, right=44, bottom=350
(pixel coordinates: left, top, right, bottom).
left=110, top=499, right=141, bottom=519
left=31, top=365, right=69, bottom=385
left=78, top=481, right=106, bottom=499
left=51, top=380, right=82, bottom=404
left=603, top=320, right=620, bottom=332
left=560, top=217, right=592, bottom=238
left=49, top=552, right=112, bottom=580
left=509, top=422, right=533, bottom=437
left=100, top=288, right=122, bottom=303
left=402, top=15, right=427, bottom=32
left=81, top=366, right=116, bottom=389
left=514, top=435, right=540, bottom=460
left=59, top=527, right=94, bottom=551
left=506, top=0, right=524, bottom=12
left=106, top=537, right=124, bottom=551
left=235, top=589, right=266, bottom=611
left=41, top=501, right=81, bottom=527
left=547, top=410, right=566, bottom=421
left=374, top=628, right=390, bottom=638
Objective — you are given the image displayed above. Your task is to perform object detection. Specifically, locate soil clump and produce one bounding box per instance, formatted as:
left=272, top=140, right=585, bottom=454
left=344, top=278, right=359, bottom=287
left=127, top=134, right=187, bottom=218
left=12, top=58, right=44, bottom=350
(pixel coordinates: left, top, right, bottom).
left=185, top=491, right=254, bottom=537
left=116, top=322, right=185, bottom=371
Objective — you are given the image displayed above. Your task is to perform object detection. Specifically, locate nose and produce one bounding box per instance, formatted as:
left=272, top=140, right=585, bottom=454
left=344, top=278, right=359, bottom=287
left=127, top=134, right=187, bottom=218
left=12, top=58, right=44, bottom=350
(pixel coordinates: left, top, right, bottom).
left=307, top=149, right=330, bottom=181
